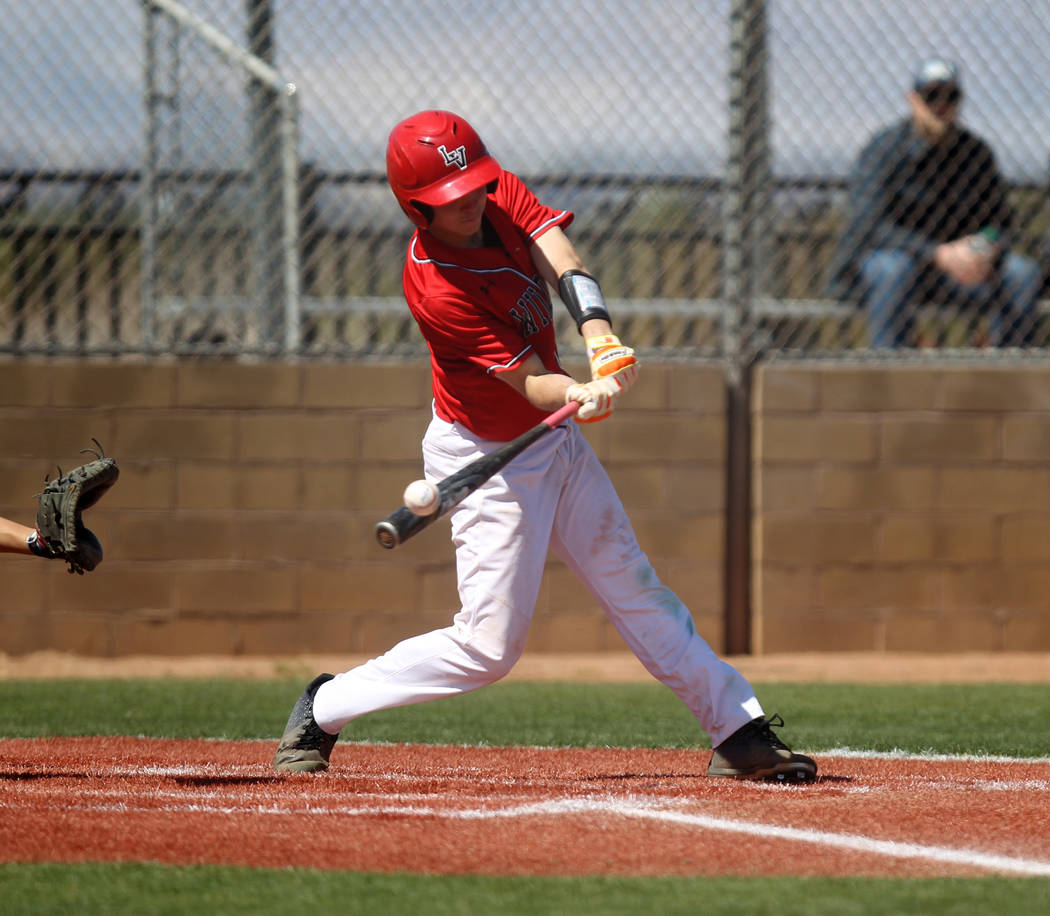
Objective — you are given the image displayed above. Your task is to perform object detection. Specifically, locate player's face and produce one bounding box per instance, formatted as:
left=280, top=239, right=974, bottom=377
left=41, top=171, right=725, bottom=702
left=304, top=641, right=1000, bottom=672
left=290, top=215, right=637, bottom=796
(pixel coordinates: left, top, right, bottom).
left=427, top=187, right=488, bottom=246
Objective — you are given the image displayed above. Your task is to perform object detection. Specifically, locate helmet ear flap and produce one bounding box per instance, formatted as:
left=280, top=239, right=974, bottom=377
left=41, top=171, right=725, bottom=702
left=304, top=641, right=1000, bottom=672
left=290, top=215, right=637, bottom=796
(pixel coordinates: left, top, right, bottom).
left=411, top=201, right=434, bottom=225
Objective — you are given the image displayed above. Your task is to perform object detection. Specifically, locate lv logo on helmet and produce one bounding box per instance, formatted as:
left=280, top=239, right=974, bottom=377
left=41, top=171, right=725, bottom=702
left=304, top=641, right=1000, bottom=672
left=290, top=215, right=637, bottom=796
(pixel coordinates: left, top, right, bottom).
left=438, top=144, right=468, bottom=169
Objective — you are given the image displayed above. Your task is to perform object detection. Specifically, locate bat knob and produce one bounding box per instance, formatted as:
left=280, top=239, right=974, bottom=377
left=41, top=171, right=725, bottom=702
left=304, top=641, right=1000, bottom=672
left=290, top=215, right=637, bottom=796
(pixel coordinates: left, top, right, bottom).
left=375, top=521, right=400, bottom=550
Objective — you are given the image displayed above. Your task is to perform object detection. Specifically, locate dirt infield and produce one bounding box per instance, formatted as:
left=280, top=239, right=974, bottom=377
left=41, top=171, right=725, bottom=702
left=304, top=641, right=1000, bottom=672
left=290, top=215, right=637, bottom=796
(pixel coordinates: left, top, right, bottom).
left=2, top=737, right=1048, bottom=878
left=3, top=653, right=1049, bottom=878
left=3, top=651, right=1050, bottom=682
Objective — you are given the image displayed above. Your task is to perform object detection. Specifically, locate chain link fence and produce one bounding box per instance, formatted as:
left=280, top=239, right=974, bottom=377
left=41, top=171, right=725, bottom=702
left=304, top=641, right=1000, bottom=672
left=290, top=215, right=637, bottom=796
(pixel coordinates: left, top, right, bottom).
left=1, top=0, right=1047, bottom=359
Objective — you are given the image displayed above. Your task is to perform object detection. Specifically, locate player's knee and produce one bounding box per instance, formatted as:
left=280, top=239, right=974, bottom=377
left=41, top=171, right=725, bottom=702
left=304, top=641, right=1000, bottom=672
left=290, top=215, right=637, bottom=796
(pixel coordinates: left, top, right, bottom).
left=476, top=645, right=523, bottom=682
left=463, top=633, right=524, bottom=682
left=452, top=610, right=529, bottom=681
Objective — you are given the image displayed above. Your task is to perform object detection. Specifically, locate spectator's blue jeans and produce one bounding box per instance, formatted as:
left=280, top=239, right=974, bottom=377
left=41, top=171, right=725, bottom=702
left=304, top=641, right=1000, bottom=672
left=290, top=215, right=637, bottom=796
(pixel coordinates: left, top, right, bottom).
left=858, top=249, right=1042, bottom=347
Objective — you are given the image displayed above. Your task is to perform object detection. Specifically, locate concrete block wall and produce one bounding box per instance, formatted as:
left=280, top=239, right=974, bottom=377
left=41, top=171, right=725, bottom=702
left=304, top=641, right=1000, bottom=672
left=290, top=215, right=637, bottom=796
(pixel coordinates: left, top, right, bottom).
left=753, top=362, right=1050, bottom=653
left=0, top=358, right=728, bottom=658
left=7, top=357, right=1047, bottom=659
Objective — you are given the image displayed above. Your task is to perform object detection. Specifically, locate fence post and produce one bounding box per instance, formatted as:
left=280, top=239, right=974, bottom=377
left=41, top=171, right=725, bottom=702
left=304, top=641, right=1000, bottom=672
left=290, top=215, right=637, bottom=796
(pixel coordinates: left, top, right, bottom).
left=280, top=85, right=301, bottom=354
left=247, top=0, right=285, bottom=352
left=141, top=1, right=158, bottom=352
left=723, top=0, right=770, bottom=655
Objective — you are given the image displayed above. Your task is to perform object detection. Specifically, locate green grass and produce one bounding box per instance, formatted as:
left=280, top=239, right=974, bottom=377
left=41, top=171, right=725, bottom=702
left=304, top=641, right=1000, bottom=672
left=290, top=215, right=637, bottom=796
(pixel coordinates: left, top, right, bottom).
left=1, top=865, right=1048, bottom=916
left=0, top=679, right=1047, bottom=757
left=1, top=678, right=1048, bottom=915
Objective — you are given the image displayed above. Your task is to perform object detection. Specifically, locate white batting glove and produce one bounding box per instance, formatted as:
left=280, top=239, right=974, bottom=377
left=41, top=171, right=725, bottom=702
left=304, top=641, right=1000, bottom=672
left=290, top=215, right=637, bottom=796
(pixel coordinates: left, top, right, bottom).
left=586, top=334, right=639, bottom=394
left=565, top=376, right=622, bottom=423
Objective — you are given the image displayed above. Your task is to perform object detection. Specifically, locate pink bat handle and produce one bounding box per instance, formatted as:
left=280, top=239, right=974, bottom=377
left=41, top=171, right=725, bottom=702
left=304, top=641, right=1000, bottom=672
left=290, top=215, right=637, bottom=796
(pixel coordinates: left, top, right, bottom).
left=544, top=400, right=580, bottom=428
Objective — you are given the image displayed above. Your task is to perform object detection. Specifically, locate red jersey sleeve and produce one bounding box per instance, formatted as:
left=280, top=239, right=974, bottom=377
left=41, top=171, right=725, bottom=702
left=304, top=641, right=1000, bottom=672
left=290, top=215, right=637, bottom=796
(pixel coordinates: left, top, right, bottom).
left=495, top=171, right=575, bottom=241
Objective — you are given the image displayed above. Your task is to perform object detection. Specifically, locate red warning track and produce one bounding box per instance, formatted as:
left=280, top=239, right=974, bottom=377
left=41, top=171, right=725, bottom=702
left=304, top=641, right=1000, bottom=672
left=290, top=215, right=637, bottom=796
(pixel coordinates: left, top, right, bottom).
left=1, top=737, right=1048, bottom=878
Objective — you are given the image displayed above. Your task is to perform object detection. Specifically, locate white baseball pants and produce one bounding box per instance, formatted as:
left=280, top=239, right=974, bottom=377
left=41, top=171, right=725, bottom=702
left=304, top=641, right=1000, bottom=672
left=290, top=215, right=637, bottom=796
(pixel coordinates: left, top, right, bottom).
left=312, top=410, right=763, bottom=745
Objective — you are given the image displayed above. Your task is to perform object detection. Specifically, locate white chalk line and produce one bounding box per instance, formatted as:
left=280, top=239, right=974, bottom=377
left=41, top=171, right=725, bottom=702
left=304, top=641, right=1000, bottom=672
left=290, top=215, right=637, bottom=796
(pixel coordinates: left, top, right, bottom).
left=6, top=759, right=1049, bottom=796
left=4, top=751, right=1050, bottom=877
left=7, top=772, right=1049, bottom=807
left=825, top=748, right=1050, bottom=765
left=4, top=792, right=1048, bottom=877
left=605, top=802, right=1050, bottom=877
left=15, top=738, right=1048, bottom=765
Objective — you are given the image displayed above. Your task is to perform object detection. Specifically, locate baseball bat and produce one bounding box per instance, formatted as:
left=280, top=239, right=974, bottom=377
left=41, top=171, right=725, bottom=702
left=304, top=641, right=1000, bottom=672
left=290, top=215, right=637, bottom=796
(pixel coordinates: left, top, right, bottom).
left=375, top=400, right=580, bottom=550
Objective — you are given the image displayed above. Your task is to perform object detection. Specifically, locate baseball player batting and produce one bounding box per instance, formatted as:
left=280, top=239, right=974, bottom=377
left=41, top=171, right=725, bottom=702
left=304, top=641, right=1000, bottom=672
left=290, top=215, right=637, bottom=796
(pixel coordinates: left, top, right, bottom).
left=273, top=110, right=817, bottom=782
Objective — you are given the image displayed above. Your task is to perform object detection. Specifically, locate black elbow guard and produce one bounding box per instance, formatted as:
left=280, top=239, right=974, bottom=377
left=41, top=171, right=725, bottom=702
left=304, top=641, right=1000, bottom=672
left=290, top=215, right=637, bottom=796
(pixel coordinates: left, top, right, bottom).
left=557, top=269, right=612, bottom=332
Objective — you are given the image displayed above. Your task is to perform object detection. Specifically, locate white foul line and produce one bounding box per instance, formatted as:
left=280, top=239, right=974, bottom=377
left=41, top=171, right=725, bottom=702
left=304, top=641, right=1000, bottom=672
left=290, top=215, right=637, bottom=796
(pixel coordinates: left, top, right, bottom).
left=4, top=750, right=1050, bottom=877
left=407, top=797, right=1050, bottom=877
left=606, top=802, right=1050, bottom=877
left=14, top=792, right=1049, bottom=877
left=400, top=797, right=1050, bottom=877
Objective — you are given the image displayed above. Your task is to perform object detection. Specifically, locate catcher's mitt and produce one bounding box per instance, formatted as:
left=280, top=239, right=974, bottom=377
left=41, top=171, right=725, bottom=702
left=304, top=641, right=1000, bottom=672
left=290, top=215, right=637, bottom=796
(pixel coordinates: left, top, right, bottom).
left=34, top=439, right=119, bottom=575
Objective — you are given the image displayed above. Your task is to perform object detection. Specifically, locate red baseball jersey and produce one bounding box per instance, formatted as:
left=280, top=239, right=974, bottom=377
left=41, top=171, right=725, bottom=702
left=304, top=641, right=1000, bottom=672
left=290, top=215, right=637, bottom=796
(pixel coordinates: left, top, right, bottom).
left=402, top=170, right=575, bottom=441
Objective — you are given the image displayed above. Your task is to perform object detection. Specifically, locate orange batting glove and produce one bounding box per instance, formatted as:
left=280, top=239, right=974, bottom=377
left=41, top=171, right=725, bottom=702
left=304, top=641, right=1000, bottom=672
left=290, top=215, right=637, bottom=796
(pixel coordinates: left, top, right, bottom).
left=587, top=334, right=639, bottom=395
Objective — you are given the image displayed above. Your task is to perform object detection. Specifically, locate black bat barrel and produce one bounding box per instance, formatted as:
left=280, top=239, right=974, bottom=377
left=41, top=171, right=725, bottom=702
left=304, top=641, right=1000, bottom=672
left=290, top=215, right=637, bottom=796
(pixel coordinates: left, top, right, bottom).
left=375, top=505, right=435, bottom=549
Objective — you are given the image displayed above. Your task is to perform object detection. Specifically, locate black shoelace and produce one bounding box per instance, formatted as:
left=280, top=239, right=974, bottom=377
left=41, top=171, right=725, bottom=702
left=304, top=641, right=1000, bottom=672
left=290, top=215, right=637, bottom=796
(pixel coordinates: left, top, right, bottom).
left=753, top=713, right=790, bottom=749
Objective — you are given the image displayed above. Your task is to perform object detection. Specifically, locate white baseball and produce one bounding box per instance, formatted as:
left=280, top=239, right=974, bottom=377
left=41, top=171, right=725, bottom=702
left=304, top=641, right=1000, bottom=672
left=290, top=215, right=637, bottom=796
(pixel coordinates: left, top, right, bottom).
left=403, top=479, right=440, bottom=516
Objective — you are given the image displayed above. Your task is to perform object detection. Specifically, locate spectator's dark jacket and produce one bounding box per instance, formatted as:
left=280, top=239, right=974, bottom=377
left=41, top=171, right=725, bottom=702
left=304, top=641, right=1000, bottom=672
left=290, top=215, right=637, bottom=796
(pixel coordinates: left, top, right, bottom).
left=826, top=118, right=1016, bottom=299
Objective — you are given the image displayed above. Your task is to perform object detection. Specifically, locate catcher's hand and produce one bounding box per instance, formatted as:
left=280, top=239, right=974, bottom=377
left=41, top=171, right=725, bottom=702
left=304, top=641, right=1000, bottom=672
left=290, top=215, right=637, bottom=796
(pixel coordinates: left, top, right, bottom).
left=34, top=439, right=119, bottom=575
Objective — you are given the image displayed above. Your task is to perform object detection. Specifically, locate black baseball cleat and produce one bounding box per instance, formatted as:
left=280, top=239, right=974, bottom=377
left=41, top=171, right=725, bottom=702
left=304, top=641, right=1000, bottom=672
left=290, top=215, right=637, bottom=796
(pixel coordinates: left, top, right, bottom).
left=707, top=714, right=817, bottom=782
left=273, top=673, right=339, bottom=773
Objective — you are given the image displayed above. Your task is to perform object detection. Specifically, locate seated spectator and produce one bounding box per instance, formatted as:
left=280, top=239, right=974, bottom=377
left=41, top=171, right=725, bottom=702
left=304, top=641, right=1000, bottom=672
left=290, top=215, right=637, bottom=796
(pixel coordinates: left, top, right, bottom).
left=826, top=57, right=1042, bottom=347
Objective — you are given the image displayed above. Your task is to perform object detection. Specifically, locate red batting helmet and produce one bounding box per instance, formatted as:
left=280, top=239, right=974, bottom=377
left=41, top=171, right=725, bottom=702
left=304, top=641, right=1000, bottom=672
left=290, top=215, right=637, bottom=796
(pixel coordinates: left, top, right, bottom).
left=386, top=110, right=502, bottom=227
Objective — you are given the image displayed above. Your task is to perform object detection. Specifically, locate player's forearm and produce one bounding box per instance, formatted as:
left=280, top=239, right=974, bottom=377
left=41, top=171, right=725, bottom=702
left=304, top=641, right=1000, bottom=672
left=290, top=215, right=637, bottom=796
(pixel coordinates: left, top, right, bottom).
left=522, top=371, right=576, bottom=413
left=530, top=226, right=583, bottom=286
left=498, top=354, right=577, bottom=413
left=0, top=516, right=34, bottom=554
left=532, top=230, right=612, bottom=327
left=579, top=316, right=614, bottom=338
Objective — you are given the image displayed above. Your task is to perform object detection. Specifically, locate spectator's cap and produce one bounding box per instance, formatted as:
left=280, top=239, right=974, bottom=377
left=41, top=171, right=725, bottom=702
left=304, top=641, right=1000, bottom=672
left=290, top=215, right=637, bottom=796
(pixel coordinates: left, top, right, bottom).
left=913, top=57, right=961, bottom=92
